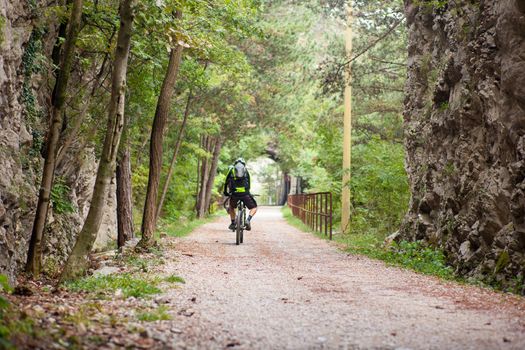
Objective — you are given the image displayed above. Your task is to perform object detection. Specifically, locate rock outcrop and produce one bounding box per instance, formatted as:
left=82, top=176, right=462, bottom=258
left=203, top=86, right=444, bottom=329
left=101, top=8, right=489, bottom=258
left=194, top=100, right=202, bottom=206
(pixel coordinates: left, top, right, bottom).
left=0, top=1, right=117, bottom=284
left=402, top=0, right=525, bottom=290
left=0, top=1, right=40, bottom=285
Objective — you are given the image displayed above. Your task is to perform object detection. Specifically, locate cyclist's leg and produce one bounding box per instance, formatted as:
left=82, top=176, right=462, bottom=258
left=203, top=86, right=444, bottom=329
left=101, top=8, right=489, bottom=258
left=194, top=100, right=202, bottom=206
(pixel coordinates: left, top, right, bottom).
left=243, top=195, right=258, bottom=230
left=228, top=198, right=237, bottom=230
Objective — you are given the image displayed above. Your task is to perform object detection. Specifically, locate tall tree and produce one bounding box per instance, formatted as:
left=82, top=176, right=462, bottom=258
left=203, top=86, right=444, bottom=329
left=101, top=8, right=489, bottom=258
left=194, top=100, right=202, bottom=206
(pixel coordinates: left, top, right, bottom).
left=196, top=135, right=212, bottom=218
left=116, top=140, right=134, bottom=248
left=203, top=137, right=223, bottom=214
left=156, top=91, right=193, bottom=222
left=138, top=11, right=184, bottom=249
left=60, top=0, right=136, bottom=281
left=26, top=0, right=85, bottom=276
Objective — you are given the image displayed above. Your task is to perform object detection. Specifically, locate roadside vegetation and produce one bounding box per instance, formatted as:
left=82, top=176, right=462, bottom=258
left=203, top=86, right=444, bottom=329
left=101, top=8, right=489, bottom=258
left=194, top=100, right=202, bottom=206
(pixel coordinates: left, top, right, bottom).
left=0, top=245, right=186, bottom=349
left=283, top=206, right=525, bottom=294
left=283, top=206, right=454, bottom=280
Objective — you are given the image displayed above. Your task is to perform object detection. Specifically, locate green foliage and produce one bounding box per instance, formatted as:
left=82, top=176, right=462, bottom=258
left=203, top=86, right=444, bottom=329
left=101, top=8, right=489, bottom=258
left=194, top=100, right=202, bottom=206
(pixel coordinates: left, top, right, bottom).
left=27, top=0, right=37, bottom=11
left=0, top=288, right=36, bottom=350
left=165, top=275, right=185, bottom=284
left=158, top=214, right=219, bottom=238
left=0, top=15, right=5, bottom=46
left=384, top=241, right=454, bottom=278
left=50, top=178, right=75, bottom=214
left=443, top=162, right=456, bottom=177
left=65, top=274, right=162, bottom=299
left=21, top=27, right=46, bottom=125
left=438, top=101, right=449, bottom=111
left=414, top=0, right=449, bottom=12
left=0, top=274, right=11, bottom=320
left=0, top=275, right=12, bottom=294
left=282, top=206, right=453, bottom=279
left=281, top=206, right=315, bottom=234
left=507, top=275, right=525, bottom=295
left=233, top=0, right=409, bottom=239
left=122, top=249, right=165, bottom=273
left=0, top=276, right=14, bottom=349
left=341, top=235, right=453, bottom=278
left=494, top=251, right=510, bottom=274
left=136, top=306, right=171, bottom=322
left=349, top=139, right=409, bottom=235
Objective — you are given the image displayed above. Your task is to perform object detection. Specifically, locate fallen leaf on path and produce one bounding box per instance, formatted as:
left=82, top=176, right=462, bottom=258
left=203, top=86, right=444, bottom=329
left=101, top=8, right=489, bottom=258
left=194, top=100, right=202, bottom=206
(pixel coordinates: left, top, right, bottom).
left=179, top=309, right=195, bottom=317
left=135, top=338, right=155, bottom=349
left=226, top=340, right=241, bottom=347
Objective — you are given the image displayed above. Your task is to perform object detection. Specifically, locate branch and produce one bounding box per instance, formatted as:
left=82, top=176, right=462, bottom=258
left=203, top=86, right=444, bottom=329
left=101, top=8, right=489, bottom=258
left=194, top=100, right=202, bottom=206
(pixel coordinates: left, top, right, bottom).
left=369, top=56, right=406, bottom=67
left=335, top=17, right=405, bottom=78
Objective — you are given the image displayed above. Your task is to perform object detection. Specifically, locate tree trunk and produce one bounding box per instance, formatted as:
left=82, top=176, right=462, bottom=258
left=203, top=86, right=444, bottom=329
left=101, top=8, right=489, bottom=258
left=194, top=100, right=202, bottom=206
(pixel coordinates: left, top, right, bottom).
left=156, top=91, right=193, bottom=222
left=117, top=142, right=134, bottom=248
left=194, top=135, right=204, bottom=212
left=26, top=0, right=84, bottom=277
left=138, top=11, right=184, bottom=249
left=203, top=137, right=222, bottom=214
left=60, top=0, right=136, bottom=282
left=197, top=136, right=212, bottom=218
left=194, top=156, right=201, bottom=212
left=279, top=172, right=290, bottom=205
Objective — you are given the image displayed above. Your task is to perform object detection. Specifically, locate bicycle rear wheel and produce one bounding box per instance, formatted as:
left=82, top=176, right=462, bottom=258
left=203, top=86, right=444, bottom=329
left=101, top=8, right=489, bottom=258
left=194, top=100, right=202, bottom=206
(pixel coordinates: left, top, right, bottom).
left=240, top=209, right=245, bottom=243
left=235, top=210, right=242, bottom=245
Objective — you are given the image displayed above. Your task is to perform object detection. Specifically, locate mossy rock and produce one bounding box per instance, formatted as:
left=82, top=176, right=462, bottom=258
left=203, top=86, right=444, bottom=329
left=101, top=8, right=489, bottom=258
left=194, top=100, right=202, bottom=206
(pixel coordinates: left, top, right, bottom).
left=494, top=250, right=510, bottom=274
left=0, top=15, right=6, bottom=46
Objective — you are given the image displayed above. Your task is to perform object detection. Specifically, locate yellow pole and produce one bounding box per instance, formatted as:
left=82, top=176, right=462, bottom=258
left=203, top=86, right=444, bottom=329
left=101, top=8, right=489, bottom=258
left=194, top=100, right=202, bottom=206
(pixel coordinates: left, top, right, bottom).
left=341, top=2, right=353, bottom=234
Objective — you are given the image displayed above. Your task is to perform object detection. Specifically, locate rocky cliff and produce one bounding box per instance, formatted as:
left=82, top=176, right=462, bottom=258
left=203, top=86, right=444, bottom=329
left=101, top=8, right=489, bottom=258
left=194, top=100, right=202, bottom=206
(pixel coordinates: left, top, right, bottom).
left=402, top=0, right=525, bottom=290
left=0, top=1, right=117, bottom=284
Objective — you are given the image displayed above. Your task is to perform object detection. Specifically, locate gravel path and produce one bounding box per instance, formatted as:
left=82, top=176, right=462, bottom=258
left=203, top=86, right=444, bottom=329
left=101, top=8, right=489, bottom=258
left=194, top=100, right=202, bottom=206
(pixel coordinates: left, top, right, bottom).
left=159, top=206, right=525, bottom=349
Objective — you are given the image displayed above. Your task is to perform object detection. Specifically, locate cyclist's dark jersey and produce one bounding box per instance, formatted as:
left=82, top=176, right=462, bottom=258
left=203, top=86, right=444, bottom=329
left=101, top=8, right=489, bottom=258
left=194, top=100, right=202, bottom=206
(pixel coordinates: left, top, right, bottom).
left=223, top=167, right=251, bottom=196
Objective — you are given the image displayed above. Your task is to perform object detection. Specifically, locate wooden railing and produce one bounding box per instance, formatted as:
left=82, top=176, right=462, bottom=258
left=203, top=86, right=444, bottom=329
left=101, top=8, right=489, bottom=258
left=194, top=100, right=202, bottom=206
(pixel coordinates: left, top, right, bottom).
left=287, top=192, right=332, bottom=240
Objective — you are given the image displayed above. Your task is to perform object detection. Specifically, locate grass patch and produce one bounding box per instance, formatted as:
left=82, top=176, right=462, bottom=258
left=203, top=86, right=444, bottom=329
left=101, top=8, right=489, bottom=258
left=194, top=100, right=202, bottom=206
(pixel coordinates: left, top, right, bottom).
left=159, top=214, right=220, bottom=238
left=282, top=206, right=454, bottom=279
left=281, top=206, right=315, bottom=234
left=164, top=275, right=185, bottom=284
left=136, top=306, right=171, bottom=322
left=0, top=297, right=38, bottom=349
left=122, top=249, right=165, bottom=272
left=0, top=312, right=37, bottom=350
left=65, top=273, right=161, bottom=299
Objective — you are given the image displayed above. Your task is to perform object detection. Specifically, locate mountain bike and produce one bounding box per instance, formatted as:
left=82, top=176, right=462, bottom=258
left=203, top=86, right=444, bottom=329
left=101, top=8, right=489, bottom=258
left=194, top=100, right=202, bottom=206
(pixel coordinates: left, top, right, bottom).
left=223, top=195, right=258, bottom=245
left=223, top=196, right=246, bottom=245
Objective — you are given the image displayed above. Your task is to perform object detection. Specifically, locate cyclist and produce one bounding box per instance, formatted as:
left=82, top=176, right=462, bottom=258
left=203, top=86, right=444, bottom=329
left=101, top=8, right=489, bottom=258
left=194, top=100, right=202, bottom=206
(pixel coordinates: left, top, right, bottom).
left=223, top=158, right=258, bottom=231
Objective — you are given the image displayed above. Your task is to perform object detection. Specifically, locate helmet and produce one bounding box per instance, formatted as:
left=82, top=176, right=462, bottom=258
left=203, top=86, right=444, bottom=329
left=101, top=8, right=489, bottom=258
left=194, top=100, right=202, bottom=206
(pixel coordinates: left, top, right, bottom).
left=234, top=157, right=246, bottom=165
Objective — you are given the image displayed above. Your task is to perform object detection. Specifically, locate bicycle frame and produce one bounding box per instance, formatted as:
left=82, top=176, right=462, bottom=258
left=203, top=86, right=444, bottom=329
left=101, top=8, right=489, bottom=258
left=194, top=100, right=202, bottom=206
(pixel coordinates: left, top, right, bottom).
left=224, top=196, right=246, bottom=245
left=235, top=199, right=246, bottom=245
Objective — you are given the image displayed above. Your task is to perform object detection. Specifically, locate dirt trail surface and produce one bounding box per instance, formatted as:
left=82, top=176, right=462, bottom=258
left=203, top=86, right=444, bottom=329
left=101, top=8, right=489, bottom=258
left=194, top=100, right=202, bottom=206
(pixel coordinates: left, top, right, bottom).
left=158, top=206, right=525, bottom=349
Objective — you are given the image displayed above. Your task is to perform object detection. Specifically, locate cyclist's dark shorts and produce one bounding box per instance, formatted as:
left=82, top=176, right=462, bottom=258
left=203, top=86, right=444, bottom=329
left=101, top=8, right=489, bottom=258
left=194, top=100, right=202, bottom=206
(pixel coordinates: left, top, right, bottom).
left=230, top=194, right=257, bottom=210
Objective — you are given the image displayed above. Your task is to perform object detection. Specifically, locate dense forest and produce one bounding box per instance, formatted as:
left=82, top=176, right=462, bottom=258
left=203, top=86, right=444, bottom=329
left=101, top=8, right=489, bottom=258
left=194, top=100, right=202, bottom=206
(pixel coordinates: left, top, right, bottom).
left=1, top=0, right=524, bottom=304
left=1, top=0, right=411, bottom=283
